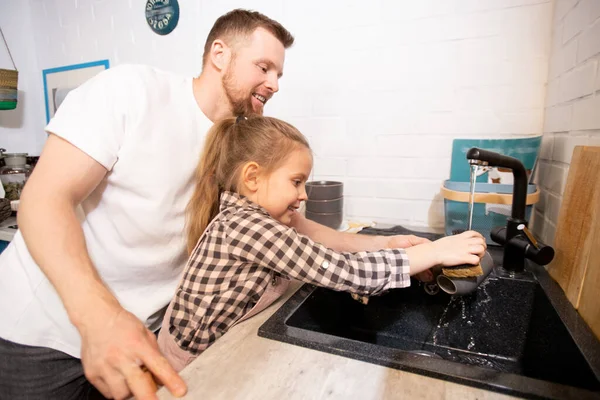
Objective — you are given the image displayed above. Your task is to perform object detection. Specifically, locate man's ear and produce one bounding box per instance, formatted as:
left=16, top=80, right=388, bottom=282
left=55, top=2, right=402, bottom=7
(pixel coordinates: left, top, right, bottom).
left=210, top=39, right=231, bottom=71
left=241, top=162, right=261, bottom=193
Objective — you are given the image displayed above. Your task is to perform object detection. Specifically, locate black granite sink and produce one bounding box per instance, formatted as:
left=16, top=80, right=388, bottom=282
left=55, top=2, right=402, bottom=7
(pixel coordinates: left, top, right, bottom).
left=258, top=228, right=600, bottom=400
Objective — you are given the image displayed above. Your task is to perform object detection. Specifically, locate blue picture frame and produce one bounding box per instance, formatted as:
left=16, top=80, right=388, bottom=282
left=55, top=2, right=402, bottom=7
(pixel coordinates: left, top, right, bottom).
left=42, top=59, right=110, bottom=123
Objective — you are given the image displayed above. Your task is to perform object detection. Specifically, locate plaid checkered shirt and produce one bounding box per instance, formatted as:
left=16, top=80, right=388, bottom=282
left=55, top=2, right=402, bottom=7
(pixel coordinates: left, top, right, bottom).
left=169, top=191, right=411, bottom=354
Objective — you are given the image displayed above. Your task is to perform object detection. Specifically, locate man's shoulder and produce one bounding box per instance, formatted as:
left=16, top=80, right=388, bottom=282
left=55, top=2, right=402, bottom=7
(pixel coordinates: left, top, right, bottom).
left=104, top=64, right=187, bottom=84
left=82, top=65, right=188, bottom=95
left=87, top=64, right=193, bottom=108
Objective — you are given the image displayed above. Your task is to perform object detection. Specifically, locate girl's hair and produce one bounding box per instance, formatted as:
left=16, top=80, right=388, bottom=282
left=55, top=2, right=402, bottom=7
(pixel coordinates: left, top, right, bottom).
left=186, top=116, right=310, bottom=254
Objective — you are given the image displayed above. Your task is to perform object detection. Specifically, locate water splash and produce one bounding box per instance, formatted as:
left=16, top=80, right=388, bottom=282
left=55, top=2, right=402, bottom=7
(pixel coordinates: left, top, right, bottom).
left=476, top=278, right=493, bottom=306
left=432, top=297, right=458, bottom=346
left=467, top=337, right=475, bottom=350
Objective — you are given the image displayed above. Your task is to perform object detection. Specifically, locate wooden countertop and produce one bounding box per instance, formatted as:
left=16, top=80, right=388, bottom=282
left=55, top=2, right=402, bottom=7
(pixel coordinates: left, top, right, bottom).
left=157, top=280, right=519, bottom=400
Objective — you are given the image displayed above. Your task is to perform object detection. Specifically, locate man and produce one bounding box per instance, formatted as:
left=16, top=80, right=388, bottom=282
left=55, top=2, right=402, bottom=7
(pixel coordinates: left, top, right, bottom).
left=0, top=9, right=429, bottom=400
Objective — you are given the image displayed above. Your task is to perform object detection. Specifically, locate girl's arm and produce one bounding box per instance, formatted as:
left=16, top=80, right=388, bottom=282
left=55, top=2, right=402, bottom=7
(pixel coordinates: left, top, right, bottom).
left=228, top=213, right=485, bottom=296
left=289, top=212, right=430, bottom=252
left=228, top=213, right=414, bottom=296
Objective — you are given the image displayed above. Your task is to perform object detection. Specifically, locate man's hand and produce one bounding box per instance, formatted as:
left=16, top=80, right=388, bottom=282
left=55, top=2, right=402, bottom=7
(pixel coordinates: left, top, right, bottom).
left=79, top=304, right=187, bottom=400
left=386, top=234, right=431, bottom=249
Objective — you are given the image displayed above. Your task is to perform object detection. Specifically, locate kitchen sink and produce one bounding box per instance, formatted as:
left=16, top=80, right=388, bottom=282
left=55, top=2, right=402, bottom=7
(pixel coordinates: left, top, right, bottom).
left=258, top=232, right=600, bottom=399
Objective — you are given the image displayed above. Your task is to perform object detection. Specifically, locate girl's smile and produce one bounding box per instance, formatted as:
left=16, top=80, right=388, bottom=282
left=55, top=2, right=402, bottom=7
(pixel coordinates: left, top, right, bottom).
left=249, top=146, right=312, bottom=226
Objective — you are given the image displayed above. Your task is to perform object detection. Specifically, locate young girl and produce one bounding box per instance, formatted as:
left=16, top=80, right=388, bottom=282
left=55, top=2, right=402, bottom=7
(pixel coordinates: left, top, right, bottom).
left=158, top=116, right=486, bottom=371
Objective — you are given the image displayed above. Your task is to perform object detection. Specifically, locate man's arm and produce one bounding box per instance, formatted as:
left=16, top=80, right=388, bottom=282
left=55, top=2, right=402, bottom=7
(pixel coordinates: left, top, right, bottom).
left=18, top=134, right=186, bottom=399
left=289, top=212, right=430, bottom=252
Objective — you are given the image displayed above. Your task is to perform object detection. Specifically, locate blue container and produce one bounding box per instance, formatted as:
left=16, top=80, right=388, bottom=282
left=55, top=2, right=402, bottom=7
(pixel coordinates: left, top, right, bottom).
left=450, top=137, right=541, bottom=182
left=441, top=180, right=539, bottom=244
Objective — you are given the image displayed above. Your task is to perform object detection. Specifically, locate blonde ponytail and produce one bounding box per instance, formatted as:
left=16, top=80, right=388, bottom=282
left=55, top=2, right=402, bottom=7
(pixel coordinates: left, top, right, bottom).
left=186, top=119, right=235, bottom=253
left=186, top=116, right=310, bottom=254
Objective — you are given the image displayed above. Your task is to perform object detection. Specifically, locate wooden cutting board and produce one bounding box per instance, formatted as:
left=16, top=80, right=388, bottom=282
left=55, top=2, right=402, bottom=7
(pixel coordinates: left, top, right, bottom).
left=547, top=146, right=600, bottom=339
left=578, top=190, right=600, bottom=340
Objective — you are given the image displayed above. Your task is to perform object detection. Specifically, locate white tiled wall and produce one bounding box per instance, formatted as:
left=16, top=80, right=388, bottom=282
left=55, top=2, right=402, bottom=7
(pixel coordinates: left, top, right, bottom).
left=0, top=0, right=555, bottom=228
left=533, top=0, right=600, bottom=245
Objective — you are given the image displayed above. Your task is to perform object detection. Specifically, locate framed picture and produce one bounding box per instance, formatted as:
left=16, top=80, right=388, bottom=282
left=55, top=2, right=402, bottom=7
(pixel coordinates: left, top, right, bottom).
left=42, top=59, right=110, bottom=123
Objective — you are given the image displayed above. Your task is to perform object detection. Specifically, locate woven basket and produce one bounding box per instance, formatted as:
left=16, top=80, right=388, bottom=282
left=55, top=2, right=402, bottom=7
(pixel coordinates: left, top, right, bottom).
left=0, top=68, right=18, bottom=110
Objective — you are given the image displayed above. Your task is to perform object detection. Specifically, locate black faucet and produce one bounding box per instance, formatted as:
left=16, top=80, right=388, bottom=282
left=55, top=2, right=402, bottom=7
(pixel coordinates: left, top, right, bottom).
left=466, top=148, right=554, bottom=273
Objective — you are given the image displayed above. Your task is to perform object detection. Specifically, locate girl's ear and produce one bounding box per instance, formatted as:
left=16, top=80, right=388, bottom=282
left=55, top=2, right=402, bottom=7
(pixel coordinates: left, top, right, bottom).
left=210, top=39, right=231, bottom=71
left=241, top=162, right=261, bottom=193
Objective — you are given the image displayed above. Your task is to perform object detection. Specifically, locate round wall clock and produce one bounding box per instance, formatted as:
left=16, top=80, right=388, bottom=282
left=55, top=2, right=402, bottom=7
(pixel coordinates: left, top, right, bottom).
left=145, top=0, right=180, bottom=36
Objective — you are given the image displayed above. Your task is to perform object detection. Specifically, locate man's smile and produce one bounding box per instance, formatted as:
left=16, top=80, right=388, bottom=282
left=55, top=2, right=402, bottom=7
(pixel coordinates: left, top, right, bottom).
left=252, top=93, right=267, bottom=104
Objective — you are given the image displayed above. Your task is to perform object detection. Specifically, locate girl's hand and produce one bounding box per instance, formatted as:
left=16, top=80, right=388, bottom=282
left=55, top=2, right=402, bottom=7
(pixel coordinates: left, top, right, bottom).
left=413, top=269, right=434, bottom=282
left=405, top=231, right=486, bottom=276
left=413, top=265, right=443, bottom=282
left=386, top=234, right=431, bottom=249
left=432, top=230, right=486, bottom=267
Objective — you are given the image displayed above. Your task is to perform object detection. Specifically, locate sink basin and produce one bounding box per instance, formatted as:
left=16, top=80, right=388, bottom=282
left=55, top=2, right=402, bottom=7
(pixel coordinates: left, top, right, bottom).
left=258, top=246, right=600, bottom=399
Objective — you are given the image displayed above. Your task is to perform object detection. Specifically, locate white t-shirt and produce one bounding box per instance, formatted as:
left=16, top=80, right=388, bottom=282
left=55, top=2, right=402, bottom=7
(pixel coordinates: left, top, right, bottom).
left=0, top=64, right=212, bottom=358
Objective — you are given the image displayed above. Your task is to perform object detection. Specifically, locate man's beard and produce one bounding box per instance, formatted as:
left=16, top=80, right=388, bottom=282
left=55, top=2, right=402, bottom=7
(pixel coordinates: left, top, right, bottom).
left=222, top=64, right=261, bottom=116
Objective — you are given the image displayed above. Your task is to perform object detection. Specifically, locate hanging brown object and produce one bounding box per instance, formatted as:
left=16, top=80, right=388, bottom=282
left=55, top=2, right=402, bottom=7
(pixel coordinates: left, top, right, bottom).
left=0, top=26, right=18, bottom=111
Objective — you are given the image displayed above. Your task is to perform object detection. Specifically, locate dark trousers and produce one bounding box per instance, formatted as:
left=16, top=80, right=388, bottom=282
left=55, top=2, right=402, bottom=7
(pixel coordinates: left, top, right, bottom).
left=0, top=336, right=105, bottom=400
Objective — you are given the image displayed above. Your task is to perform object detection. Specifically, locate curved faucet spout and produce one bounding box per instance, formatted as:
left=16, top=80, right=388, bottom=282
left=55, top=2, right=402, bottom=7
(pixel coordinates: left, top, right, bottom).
left=465, top=147, right=553, bottom=273
left=466, top=147, right=528, bottom=221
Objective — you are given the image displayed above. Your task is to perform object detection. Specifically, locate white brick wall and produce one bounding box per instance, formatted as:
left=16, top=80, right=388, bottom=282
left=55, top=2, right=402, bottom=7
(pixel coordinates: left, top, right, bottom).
left=0, top=0, right=555, bottom=228
left=0, top=1, right=46, bottom=153
left=533, top=0, right=600, bottom=245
